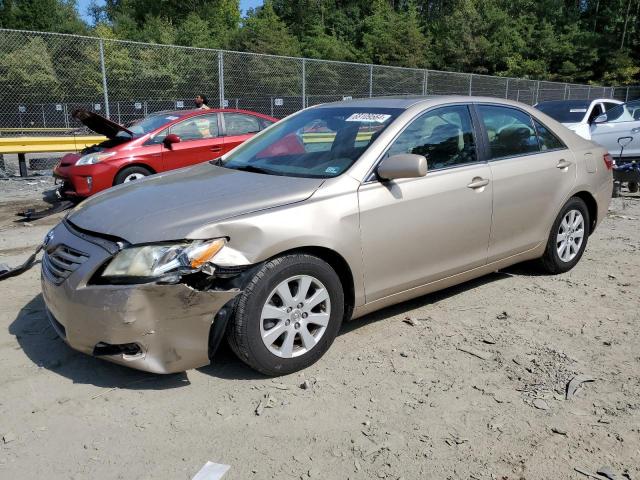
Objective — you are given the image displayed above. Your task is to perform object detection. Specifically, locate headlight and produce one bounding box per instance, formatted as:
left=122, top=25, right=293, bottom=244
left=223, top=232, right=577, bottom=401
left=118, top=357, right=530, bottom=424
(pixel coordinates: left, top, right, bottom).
left=101, top=238, right=226, bottom=279
left=76, top=151, right=116, bottom=166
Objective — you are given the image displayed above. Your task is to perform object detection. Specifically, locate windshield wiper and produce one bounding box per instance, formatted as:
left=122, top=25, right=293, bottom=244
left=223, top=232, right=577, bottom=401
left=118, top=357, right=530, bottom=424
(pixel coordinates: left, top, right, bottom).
left=230, top=164, right=279, bottom=175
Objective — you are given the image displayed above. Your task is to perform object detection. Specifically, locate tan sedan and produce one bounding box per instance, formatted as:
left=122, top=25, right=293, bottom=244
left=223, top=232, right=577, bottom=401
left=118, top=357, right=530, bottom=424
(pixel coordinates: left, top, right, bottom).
left=41, top=96, right=613, bottom=375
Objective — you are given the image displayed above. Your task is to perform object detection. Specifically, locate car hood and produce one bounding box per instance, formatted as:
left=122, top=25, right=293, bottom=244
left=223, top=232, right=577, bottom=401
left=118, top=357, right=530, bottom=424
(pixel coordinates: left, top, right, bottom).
left=562, top=122, right=581, bottom=130
left=67, top=163, right=324, bottom=244
left=72, top=109, right=133, bottom=139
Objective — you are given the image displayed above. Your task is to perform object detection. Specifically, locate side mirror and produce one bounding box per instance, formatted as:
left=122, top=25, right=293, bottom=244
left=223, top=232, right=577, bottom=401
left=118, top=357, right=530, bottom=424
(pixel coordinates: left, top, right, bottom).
left=592, top=114, right=607, bottom=125
left=163, top=133, right=181, bottom=148
left=377, top=153, right=427, bottom=181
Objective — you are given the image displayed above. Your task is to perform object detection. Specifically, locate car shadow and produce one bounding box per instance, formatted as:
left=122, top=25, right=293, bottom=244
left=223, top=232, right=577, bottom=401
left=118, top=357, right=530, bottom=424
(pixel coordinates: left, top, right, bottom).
left=339, top=270, right=513, bottom=335
left=10, top=294, right=190, bottom=390
left=13, top=268, right=530, bottom=385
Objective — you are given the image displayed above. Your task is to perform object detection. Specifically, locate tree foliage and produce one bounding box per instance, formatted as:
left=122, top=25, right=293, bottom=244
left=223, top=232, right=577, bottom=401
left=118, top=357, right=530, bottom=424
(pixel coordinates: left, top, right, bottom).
left=0, top=0, right=639, bottom=85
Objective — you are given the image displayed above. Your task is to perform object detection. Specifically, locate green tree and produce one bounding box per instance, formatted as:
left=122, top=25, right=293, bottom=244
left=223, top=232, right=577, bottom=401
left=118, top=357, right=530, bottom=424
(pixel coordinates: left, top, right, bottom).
left=0, top=0, right=86, bottom=33
left=0, top=36, right=61, bottom=101
left=361, top=0, right=428, bottom=68
left=231, top=1, right=300, bottom=56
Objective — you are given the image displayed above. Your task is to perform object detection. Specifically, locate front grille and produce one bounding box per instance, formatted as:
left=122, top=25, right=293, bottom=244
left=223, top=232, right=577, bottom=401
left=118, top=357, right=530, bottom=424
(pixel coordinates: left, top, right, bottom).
left=43, top=244, right=89, bottom=284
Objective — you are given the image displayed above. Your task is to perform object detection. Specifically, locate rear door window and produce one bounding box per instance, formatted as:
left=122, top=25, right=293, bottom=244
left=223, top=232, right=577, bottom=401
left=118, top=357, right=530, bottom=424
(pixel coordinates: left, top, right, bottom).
left=604, top=100, right=640, bottom=123
left=533, top=119, right=565, bottom=151
left=477, top=105, right=539, bottom=159
left=224, top=113, right=262, bottom=135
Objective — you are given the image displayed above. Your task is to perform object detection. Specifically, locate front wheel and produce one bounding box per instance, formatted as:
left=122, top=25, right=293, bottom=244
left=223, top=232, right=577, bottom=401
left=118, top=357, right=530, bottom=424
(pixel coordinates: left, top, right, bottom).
left=539, top=197, right=589, bottom=274
left=227, top=254, right=344, bottom=376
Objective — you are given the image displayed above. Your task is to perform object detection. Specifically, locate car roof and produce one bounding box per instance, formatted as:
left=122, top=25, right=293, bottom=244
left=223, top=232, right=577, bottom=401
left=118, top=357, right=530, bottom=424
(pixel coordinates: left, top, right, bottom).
left=536, top=98, right=621, bottom=107
left=148, top=108, right=275, bottom=118
left=313, top=95, right=564, bottom=111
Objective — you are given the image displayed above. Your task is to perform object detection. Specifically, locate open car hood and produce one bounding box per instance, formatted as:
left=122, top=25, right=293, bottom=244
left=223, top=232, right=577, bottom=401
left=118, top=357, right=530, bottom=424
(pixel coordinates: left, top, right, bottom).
left=72, top=109, right=133, bottom=139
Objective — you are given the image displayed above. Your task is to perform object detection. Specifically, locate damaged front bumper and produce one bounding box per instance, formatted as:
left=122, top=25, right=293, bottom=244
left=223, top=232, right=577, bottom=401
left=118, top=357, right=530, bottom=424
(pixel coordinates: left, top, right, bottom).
left=40, top=221, right=240, bottom=374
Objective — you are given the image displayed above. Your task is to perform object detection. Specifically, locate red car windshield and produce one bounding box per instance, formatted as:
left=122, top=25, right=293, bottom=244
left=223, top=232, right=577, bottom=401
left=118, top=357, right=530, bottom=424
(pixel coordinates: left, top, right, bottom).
left=117, top=113, right=185, bottom=138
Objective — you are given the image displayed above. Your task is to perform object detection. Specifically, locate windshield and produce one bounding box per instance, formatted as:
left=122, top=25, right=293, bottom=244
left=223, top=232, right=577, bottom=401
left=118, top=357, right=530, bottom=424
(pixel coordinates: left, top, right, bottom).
left=117, top=113, right=184, bottom=138
left=536, top=100, right=591, bottom=123
left=221, top=107, right=402, bottom=178
left=603, top=100, right=640, bottom=123
left=535, top=101, right=590, bottom=123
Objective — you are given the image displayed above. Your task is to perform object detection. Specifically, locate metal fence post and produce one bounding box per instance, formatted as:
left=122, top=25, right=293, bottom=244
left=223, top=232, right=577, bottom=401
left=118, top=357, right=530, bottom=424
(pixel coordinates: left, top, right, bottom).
left=564, top=84, right=568, bottom=100
left=625, top=87, right=630, bottom=102
left=301, top=58, right=306, bottom=110
left=218, top=51, right=225, bottom=108
left=587, top=85, right=592, bottom=99
left=468, top=74, right=473, bottom=96
left=422, top=70, right=428, bottom=96
left=369, top=65, right=373, bottom=98
left=98, top=39, right=110, bottom=119
left=505, top=78, right=509, bottom=98
left=535, top=81, right=541, bottom=104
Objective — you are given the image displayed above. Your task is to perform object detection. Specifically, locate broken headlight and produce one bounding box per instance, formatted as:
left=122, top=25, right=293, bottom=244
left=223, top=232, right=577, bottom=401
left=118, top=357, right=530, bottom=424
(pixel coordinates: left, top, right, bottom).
left=101, top=238, right=226, bottom=279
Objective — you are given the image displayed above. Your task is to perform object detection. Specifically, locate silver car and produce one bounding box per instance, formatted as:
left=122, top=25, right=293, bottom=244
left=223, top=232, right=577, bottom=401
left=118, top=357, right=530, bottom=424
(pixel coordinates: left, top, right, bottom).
left=41, top=96, right=612, bottom=375
left=591, top=99, right=640, bottom=160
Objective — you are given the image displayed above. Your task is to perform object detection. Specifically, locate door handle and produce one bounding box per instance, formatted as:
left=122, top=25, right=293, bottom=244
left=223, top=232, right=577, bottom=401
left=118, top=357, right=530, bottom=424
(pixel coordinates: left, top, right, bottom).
left=556, top=159, right=572, bottom=169
left=467, top=177, right=490, bottom=189
left=210, top=146, right=223, bottom=152
left=631, top=127, right=640, bottom=134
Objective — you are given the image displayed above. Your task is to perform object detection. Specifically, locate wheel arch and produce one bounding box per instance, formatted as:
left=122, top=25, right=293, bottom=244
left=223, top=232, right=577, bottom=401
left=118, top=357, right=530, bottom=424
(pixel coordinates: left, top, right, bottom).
left=572, top=190, right=598, bottom=235
left=265, top=246, right=355, bottom=322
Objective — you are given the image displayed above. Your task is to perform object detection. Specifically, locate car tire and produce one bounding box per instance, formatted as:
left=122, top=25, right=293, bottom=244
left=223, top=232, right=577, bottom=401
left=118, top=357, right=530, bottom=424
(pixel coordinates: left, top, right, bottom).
left=628, top=182, right=639, bottom=193
left=539, top=197, right=590, bottom=274
left=114, top=166, right=152, bottom=185
left=227, top=254, right=344, bottom=376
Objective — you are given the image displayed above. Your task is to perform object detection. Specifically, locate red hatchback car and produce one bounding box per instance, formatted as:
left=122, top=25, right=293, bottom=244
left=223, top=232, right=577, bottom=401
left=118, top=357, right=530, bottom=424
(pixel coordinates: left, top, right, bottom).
left=54, top=108, right=278, bottom=197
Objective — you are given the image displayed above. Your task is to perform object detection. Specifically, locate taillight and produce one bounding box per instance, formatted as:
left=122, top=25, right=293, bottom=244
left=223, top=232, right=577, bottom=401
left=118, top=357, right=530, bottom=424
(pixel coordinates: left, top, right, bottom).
left=603, top=153, right=613, bottom=170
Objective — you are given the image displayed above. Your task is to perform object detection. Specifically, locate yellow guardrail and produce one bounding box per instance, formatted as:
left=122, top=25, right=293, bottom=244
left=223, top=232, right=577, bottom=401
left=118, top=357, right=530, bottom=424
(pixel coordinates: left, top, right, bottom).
left=0, top=127, right=77, bottom=133
left=0, top=135, right=106, bottom=155
left=0, top=131, right=374, bottom=154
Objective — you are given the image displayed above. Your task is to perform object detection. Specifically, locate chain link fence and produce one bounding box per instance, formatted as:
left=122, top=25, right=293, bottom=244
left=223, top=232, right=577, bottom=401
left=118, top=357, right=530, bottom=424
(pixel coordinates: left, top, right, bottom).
left=0, top=27, right=638, bottom=177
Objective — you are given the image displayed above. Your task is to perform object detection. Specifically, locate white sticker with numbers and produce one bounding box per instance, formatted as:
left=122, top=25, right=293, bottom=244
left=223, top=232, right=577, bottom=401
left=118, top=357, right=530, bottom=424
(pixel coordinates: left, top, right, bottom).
left=345, top=113, right=391, bottom=123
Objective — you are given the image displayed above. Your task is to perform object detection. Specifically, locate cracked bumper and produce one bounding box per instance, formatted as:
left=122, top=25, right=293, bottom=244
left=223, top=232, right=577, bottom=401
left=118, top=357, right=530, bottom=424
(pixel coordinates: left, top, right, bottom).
left=40, top=222, right=240, bottom=374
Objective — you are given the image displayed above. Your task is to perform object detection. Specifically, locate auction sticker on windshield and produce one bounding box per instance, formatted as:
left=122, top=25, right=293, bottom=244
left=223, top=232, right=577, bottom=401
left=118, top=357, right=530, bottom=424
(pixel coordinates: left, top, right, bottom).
left=346, top=113, right=391, bottom=123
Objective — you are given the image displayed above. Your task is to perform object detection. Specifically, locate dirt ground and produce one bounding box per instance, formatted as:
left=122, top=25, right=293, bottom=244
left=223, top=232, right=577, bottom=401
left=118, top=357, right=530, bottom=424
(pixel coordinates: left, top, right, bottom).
left=0, top=178, right=638, bottom=480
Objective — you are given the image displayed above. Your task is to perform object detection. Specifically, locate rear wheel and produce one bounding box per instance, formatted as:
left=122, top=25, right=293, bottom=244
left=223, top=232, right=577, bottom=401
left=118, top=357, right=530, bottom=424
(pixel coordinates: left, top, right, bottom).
left=539, top=197, right=589, bottom=274
left=227, top=254, right=344, bottom=376
left=114, top=166, right=152, bottom=185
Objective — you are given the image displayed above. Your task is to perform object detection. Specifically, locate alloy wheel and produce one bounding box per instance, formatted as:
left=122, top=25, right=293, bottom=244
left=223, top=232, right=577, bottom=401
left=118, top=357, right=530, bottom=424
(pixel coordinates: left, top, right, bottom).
left=260, top=275, right=331, bottom=358
left=556, top=209, right=585, bottom=262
